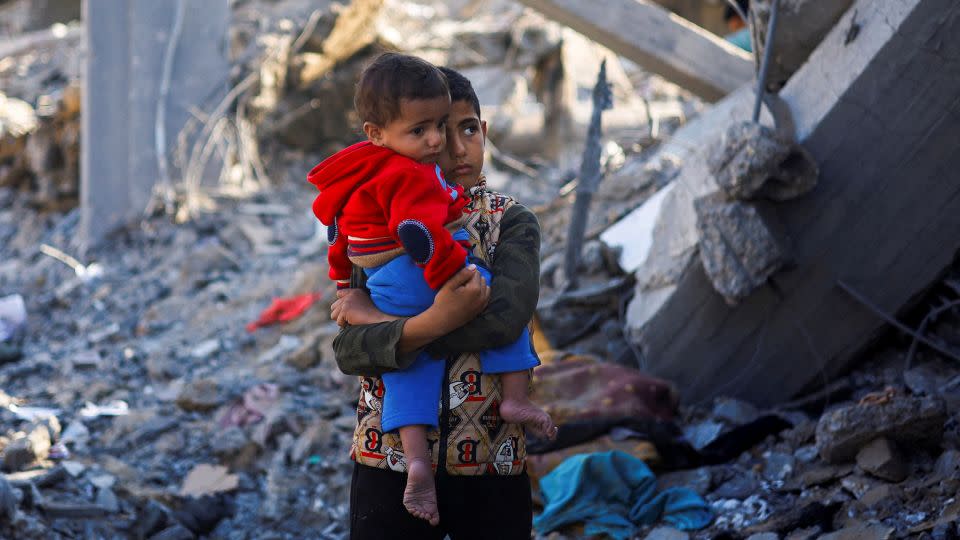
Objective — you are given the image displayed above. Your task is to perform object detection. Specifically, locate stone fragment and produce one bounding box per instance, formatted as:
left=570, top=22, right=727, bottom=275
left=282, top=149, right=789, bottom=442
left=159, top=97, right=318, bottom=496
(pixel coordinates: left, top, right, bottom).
left=96, top=487, right=119, bottom=513
left=148, top=524, right=196, bottom=540
left=211, top=427, right=259, bottom=469
left=800, top=464, right=853, bottom=488
left=88, top=472, right=117, bottom=490
left=816, top=524, right=894, bottom=540
left=644, top=527, right=689, bottom=540
left=746, top=533, right=779, bottom=540
left=707, top=122, right=817, bottom=202
left=176, top=379, right=223, bottom=413
left=694, top=195, right=788, bottom=304
left=763, top=452, right=796, bottom=482
left=40, top=501, right=108, bottom=518
left=0, top=475, right=17, bottom=520
left=713, top=397, right=760, bottom=425
left=858, top=484, right=897, bottom=508
left=816, top=395, right=947, bottom=463
left=683, top=420, right=724, bottom=450
left=855, top=438, right=906, bottom=482
left=935, top=449, right=960, bottom=479
left=61, top=460, right=86, bottom=477
left=713, top=470, right=762, bottom=500
left=656, top=467, right=712, bottom=496
left=839, top=475, right=877, bottom=499
left=290, top=418, right=334, bottom=463
left=784, top=527, right=821, bottom=540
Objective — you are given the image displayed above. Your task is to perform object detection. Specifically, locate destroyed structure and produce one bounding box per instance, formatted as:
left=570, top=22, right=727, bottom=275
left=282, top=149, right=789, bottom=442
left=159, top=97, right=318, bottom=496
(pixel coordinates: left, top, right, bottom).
left=1, top=0, right=959, bottom=538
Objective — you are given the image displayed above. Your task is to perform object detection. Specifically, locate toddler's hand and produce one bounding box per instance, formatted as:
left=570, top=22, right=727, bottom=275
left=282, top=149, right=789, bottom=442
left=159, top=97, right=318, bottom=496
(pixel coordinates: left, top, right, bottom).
left=331, top=289, right=399, bottom=327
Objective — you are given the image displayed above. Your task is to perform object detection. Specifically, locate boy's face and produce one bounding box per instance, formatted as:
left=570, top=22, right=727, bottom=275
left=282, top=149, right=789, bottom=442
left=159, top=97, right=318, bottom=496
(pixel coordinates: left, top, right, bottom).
left=439, top=100, right=487, bottom=189
left=363, top=96, right=450, bottom=164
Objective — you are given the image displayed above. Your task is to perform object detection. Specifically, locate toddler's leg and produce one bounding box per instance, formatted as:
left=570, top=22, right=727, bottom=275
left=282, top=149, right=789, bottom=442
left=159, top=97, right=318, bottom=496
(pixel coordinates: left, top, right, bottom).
left=398, top=425, right=439, bottom=526
left=381, top=354, right=443, bottom=527
left=499, top=370, right=558, bottom=440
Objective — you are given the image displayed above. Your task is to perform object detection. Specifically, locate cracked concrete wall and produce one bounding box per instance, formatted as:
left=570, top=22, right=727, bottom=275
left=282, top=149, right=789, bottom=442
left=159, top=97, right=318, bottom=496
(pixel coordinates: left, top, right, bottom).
left=621, top=0, right=960, bottom=405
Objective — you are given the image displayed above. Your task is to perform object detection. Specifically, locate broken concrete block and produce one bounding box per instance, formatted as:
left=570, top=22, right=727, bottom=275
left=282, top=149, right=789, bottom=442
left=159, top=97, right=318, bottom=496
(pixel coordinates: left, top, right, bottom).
left=708, top=122, right=818, bottom=202
left=694, top=195, right=788, bottom=304
left=855, top=437, right=906, bottom=482
left=816, top=395, right=946, bottom=463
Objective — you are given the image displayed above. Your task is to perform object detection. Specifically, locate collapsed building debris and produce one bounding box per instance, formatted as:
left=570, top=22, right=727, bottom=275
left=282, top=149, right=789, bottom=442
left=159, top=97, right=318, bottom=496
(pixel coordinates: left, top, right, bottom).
left=602, top=0, right=960, bottom=406
left=517, top=0, right=753, bottom=101
left=2, top=0, right=960, bottom=537
left=0, top=21, right=80, bottom=212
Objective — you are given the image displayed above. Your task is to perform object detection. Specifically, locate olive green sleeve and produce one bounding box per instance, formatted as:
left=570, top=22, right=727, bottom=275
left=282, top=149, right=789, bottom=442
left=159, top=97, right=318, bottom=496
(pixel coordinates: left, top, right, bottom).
left=331, top=266, right=420, bottom=376
left=425, top=204, right=541, bottom=356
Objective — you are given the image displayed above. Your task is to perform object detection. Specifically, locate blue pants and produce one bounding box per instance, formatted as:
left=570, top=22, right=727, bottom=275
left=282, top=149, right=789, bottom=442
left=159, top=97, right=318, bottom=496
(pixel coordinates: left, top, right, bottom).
left=365, top=251, right=540, bottom=433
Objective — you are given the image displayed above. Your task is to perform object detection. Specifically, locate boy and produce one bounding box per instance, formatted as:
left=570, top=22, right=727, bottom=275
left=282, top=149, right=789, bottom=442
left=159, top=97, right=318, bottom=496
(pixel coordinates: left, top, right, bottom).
left=333, top=65, right=546, bottom=540
left=308, top=53, right=554, bottom=527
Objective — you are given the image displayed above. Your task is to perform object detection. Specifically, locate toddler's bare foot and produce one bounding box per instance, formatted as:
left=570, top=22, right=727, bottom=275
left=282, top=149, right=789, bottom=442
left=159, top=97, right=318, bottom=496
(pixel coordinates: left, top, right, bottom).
left=403, top=457, right=439, bottom=526
left=500, top=397, right=558, bottom=440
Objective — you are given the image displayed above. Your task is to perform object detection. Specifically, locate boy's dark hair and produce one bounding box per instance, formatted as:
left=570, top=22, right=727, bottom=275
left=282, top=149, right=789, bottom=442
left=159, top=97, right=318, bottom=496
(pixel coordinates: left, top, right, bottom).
left=438, top=67, right=481, bottom=120
left=355, top=53, right=449, bottom=125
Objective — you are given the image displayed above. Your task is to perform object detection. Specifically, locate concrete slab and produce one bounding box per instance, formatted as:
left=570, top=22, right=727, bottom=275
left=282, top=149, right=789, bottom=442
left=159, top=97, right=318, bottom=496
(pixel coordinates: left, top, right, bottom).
left=622, top=0, right=960, bottom=405
left=81, top=0, right=229, bottom=247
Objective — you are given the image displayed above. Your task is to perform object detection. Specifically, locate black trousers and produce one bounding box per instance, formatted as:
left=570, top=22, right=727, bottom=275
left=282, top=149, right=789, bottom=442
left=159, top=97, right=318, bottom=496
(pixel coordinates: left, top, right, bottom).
left=349, top=463, right=533, bottom=540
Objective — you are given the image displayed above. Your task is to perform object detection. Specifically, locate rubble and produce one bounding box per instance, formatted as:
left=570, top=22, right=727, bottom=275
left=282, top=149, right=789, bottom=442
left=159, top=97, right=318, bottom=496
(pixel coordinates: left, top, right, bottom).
left=1, top=0, right=959, bottom=538
left=815, top=394, right=947, bottom=463
left=614, top=0, right=960, bottom=407
left=855, top=438, right=906, bottom=483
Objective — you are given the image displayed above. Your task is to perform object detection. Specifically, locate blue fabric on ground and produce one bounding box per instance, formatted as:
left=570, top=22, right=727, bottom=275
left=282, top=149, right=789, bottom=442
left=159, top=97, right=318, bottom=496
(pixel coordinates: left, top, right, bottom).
left=365, top=246, right=539, bottom=431
left=533, top=450, right=712, bottom=539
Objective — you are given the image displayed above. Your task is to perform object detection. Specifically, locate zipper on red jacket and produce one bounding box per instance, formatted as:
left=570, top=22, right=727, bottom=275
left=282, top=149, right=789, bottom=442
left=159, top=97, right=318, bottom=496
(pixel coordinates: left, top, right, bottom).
left=436, top=358, right=452, bottom=475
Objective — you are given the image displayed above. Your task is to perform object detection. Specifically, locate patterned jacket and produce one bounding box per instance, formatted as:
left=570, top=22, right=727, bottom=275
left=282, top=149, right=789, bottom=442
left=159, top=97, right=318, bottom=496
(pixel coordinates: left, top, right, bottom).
left=332, top=184, right=541, bottom=476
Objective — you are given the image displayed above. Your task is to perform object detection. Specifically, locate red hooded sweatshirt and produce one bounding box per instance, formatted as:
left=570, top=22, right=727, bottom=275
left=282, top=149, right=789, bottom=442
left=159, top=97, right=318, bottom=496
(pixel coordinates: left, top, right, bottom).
left=308, top=141, right=470, bottom=289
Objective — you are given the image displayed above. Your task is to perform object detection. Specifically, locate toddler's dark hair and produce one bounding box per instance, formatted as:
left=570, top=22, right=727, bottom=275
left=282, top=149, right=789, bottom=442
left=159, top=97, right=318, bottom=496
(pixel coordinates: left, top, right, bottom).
left=355, top=53, right=449, bottom=125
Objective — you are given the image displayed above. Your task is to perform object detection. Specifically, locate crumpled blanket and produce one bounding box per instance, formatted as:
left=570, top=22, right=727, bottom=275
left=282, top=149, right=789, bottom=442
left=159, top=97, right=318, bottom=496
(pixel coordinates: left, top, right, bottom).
left=533, top=450, right=712, bottom=539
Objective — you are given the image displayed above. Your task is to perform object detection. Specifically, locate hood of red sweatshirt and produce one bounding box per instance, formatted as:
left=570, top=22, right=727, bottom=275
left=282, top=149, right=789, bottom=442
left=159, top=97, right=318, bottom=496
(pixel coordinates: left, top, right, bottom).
left=307, top=141, right=399, bottom=225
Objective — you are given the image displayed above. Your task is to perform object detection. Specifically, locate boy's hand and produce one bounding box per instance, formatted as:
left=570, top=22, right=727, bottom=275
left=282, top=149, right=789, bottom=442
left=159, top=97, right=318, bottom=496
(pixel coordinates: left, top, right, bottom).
left=331, top=289, right=399, bottom=327
left=429, top=265, right=490, bottom=330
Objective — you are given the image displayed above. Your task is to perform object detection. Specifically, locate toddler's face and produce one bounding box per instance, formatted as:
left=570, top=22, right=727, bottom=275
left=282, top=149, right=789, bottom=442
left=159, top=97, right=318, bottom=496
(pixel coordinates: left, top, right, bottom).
left=439, top=100, right=487, bottom=190
left=367, top=96, right=450, bottom=164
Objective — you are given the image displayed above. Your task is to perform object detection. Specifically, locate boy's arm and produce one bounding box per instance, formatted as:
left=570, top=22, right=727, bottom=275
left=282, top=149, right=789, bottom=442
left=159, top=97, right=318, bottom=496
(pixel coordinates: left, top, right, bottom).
left=425, top=204, right=541, bottom=355
left=332, top=266, right=490, bottom=375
